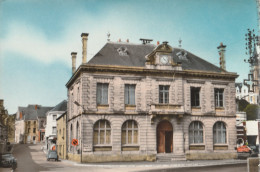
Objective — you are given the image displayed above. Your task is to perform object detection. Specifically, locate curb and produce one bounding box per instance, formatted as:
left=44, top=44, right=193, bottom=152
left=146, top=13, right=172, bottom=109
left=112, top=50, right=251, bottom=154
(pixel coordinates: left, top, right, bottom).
left=72, top=160, right=247, bottom=169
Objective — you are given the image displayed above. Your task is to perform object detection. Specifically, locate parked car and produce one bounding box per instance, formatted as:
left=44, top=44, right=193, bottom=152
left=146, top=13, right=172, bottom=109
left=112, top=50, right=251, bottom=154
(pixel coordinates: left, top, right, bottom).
left=248, top=144, right=259, bottom=153
left=0, top=153, right=17, bottom=169
left=47, top=150, right=58, bottom=161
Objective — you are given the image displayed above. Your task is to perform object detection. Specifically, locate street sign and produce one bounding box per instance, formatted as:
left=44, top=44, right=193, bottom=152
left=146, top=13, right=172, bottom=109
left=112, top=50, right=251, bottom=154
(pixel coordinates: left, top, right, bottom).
left=71, top=139, right=79, bottom=146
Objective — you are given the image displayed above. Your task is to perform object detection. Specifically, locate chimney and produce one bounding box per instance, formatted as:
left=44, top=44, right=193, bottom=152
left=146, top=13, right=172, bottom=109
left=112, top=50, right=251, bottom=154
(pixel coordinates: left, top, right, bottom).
left=157, top=41, right=160, bottom=45
left=119, top=38, right=121, bottom=42
left=71, top=52, right=77, bottom=74
left=81, top=33, right=89, bottom=64
left=217, top=42, right=226, bottom=70
left=126, top=39, right=129, bottom=43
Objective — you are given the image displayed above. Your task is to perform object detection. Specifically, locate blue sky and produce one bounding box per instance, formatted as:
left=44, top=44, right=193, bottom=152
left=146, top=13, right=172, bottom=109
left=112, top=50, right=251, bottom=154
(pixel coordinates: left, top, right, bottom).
left=0, top=0, right=258, bottom=114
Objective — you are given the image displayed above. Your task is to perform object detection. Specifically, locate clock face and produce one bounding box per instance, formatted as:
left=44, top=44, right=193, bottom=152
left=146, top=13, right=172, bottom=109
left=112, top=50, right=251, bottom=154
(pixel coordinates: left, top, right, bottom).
left=160, top=55, right=169, bottom=64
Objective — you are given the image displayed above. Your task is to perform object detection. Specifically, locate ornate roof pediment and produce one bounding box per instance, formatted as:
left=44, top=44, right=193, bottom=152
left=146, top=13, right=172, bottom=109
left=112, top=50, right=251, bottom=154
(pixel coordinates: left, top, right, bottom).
left=146, top=42, right=173, bottom=65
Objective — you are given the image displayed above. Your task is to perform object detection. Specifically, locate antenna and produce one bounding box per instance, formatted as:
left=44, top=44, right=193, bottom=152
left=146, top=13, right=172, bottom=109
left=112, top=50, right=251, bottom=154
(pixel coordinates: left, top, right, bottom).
left=107, top=32, right=110, bottom=41
left=140, top=38, right=153, bottom=44
left=178, top=38, right=182, bottom=48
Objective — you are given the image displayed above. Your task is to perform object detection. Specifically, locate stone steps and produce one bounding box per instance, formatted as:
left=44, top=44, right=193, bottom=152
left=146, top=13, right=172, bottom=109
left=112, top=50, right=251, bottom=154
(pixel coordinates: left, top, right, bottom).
left=156, top=154, right=186, bottom=162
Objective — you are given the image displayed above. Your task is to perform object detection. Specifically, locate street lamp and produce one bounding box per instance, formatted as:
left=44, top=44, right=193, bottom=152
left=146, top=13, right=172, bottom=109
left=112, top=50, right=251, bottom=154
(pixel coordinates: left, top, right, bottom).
left=73, top=101, right=86, bottom=163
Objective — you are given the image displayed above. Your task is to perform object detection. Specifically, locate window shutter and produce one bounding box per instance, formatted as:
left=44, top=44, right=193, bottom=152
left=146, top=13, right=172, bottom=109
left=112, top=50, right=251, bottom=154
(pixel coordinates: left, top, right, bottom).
left=97, top=84, right=102, bottom=104
left=125, top=85, right=129, bottom=104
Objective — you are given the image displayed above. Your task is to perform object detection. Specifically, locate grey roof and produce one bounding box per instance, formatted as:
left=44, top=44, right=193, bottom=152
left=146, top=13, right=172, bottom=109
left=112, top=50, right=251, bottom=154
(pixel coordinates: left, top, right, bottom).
left=88, top=42, right=156, bottom=67
left=50, top=100, right=67, bottom=112
left=18, top=105, right=53, bottom=121
left=88, top=42, right=224, bottom=73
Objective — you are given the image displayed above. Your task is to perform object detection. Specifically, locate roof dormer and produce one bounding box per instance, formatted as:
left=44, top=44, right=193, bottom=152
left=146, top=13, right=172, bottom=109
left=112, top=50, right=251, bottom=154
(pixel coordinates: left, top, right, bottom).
left=145, top=41, right=176, bottom=66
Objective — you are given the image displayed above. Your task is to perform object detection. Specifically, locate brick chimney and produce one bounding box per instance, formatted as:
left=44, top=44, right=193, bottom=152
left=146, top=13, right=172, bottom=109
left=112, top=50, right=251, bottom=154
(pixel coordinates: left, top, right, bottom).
left=71, top=52, right=77, bottom=74
left=81, top=33, right=89, bottom=64
left=217, top=42, right=226, bottom=70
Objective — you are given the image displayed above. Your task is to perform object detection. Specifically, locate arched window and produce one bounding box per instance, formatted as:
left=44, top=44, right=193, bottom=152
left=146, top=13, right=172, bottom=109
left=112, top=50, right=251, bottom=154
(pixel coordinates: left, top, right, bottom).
left=189, top=121, right=203, bottom=144
left=93, top=120, right=111, bottom=145
left=213, top=121, right=226, bottom=144
left=122, top=120, right=138, bottom=145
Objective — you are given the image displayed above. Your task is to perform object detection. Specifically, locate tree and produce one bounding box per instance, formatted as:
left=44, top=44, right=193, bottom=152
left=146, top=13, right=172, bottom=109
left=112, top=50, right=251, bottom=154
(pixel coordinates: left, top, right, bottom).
left=236, top=98, right=249, bottom=111
left=244, top=104, right=260, bottom=120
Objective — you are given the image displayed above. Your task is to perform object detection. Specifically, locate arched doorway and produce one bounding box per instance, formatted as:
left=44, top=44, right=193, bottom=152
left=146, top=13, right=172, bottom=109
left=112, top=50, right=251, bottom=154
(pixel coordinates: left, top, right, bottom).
left=157, top=120, right=173, bottom=153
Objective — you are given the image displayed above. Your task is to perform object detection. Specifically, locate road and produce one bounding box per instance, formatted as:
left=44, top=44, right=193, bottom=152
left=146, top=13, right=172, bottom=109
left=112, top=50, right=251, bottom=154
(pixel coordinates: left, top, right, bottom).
left=0, top=143, right=248, bottom=172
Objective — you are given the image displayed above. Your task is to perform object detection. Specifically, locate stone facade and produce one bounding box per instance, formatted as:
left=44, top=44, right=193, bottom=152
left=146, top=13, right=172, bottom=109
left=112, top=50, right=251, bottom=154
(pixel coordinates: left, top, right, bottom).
left=66, top=37, right=238, bottom=162
left=56, top=112, right=67, bottom=159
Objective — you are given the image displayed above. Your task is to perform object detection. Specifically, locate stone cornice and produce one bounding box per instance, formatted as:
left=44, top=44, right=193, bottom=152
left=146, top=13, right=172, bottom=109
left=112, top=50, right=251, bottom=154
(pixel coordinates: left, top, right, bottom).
left=66, top=64, right=238, bottom=88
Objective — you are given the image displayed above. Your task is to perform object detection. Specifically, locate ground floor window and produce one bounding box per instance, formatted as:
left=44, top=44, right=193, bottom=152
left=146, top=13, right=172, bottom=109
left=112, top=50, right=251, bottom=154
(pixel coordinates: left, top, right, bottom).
left=189, top=121, right=203, bottom=144
left=93, top=120, right=111, bottom=145
left=121, top=120, right=138, bottom=145
left=213, top=121, right=226, bottom=144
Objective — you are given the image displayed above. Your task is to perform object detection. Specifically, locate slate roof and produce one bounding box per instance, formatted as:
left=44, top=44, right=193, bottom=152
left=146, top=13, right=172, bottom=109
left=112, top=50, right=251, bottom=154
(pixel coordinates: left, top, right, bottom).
left=18, top=105, right=53, bottom=121
left=88, top=42, right=156, bottom=67
left=88, top=42, right=224, bottom=73
left=50, top=100, right=67, bottom=112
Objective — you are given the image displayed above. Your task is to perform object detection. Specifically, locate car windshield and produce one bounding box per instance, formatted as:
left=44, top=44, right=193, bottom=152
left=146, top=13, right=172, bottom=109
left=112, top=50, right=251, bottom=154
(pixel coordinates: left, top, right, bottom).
left=2, top=154, right=13, bottom=159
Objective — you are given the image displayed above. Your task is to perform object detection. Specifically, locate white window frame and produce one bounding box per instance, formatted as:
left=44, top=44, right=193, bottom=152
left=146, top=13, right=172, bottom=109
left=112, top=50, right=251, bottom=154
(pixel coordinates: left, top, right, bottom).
left=97, top=83, right=109, bottom=105
left=189, top=121, right=203, bottom=144
left=125, top=84, right=136, bottom=105
left=213, top=121, right=226, bottom=144
left=159, top=85, right=169, bottom=104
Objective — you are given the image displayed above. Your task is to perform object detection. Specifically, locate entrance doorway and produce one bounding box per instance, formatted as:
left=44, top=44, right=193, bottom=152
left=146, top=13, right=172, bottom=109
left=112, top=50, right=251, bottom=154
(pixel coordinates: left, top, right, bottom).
left=157, top=120, right=173, bottom=153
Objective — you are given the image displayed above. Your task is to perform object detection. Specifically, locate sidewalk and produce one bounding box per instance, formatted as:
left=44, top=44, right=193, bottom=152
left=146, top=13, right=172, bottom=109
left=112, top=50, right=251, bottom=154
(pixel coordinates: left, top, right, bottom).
left=40, top=144, right=247, bottom=169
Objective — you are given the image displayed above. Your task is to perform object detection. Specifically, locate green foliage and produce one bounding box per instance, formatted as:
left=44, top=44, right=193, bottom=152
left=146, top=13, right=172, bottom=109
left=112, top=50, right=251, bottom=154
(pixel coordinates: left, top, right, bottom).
left=244, top=104, right=260, bottom=120
left=236, top=98, right=249, bottom=111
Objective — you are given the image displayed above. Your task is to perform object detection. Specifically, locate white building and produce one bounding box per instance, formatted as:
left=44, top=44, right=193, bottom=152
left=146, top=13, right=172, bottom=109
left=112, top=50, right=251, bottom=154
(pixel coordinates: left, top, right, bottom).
left=45, top=100, right=67, bottom=150
left=235, top=83, right=258, bottom=104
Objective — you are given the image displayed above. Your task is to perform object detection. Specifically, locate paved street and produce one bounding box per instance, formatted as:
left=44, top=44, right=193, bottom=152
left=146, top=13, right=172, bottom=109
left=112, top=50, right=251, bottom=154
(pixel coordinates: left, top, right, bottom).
left=0, top=143, right=248, bottom=172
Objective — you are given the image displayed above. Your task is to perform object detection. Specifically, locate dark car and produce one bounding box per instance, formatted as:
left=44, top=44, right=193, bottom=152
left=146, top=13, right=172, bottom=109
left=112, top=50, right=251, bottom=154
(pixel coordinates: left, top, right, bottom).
left=248, top=144, right=259, bottom=157
left=0, top=153, right=17, bottom=169
left=47, top=150, right=58, bottom=161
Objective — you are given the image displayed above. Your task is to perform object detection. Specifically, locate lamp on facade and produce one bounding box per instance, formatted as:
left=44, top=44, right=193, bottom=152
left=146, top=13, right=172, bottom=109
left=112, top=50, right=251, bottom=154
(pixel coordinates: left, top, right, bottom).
left=74, top=101, right=87, bottom=114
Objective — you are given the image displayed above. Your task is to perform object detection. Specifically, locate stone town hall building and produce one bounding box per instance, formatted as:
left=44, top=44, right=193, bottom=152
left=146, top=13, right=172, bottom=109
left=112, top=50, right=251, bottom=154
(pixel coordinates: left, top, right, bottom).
left=66, top=33, right=238, bottom=162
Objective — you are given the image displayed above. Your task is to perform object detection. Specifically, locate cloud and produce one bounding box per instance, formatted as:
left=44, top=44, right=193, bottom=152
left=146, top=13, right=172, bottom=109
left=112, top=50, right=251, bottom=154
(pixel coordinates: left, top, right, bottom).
left=0, top=8, right=145, bottom=68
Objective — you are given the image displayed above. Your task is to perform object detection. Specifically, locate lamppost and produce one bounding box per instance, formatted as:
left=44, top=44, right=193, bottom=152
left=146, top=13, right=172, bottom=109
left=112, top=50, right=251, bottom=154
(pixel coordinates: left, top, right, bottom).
left=243, top=29, right=259, bottom=94
left=74, top=101, right=86, bottom=163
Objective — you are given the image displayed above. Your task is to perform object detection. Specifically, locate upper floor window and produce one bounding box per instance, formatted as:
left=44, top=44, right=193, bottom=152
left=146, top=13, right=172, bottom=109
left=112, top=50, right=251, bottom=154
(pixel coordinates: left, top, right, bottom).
left=52, top=127, right=57, bottom=134
left=213, top=121, right=226, bottom=144
left=53, top=115, right=57, bottom=121
left=159, top=85, right=169, bottom=104
left=33, top=128, right=36, bottom=133
left=191, top=87, right=200, bottom=107
left=122, top=120, right=138, bottom=145
left=189, top=121, right=203, bottom=144
left=97, top=83, right=108, bottom=105
left=28, top=128, right=30, bottom=133
left=93, top=120, right=111, bottom=145
left=125, top=84, right=136, bottom=105
left=215, top=88, right=224, bottom=107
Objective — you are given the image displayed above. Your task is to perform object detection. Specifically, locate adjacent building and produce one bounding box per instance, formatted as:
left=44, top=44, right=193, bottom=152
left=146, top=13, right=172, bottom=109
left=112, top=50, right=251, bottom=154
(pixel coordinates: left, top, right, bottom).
left=45, top=100, right=67, bottom=150
left=66, top=33, right=238, bottom=162
left=56, top=112, right=67, bottom=159
left=235, top=83, right=258, bottom=104
left=15, top=105, right=53, bottom=144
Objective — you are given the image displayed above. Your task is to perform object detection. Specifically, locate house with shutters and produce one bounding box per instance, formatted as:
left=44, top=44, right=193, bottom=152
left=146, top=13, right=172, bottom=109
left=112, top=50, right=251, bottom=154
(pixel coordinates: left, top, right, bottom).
left=66, top=33, right=238, bottom=162
left=15, top=105, right=53, bottom=144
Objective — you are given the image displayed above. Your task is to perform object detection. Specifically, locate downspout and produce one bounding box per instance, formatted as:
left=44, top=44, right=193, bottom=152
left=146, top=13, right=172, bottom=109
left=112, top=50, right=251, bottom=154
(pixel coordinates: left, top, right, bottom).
left=182, top=75, right=186, bottom=154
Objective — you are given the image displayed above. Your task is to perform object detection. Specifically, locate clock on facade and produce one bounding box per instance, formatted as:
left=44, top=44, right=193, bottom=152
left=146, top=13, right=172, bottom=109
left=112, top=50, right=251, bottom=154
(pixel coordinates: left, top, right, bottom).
left=160, top=55, right=169, bottom=64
